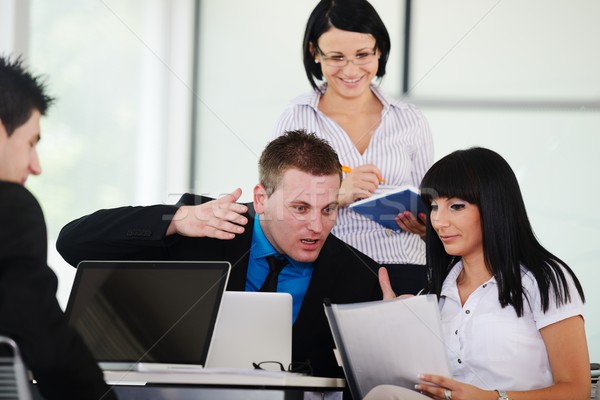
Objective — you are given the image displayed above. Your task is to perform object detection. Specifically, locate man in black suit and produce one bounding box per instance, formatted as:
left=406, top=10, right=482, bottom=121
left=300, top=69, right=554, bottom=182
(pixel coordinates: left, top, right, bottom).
left=57, top=130, right=382, bottom=379
left=0, top=56, right=117, bottom=399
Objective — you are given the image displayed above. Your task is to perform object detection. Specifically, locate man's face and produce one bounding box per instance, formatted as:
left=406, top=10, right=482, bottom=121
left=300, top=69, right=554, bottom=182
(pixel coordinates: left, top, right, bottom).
left=254, top=168, right=341, bottom=263
left=0, top=110, right=42, bottom=184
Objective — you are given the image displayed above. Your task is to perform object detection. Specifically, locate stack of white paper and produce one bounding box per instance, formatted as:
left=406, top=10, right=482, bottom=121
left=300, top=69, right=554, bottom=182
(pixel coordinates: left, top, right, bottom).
left=324, top=294, right=451, bottom=399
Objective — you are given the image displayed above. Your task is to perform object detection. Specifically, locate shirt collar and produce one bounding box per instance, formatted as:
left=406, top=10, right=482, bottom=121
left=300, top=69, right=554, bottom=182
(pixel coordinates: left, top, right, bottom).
left=250, top=215, right=312, bottom=271
left=298, top=83, right=394, bottom=113
left=441, top=260, right=497, bottom=300
left=440, top=260, right=463, bottom=300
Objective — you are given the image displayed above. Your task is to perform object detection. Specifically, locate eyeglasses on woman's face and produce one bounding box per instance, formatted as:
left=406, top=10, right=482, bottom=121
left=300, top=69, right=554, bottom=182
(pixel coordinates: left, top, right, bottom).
left=315, top=45, right=378, bottom=68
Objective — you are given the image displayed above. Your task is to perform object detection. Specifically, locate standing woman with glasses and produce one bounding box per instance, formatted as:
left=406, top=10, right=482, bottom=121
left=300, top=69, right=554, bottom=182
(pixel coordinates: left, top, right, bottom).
left=272, top=0, right=433, bottom=295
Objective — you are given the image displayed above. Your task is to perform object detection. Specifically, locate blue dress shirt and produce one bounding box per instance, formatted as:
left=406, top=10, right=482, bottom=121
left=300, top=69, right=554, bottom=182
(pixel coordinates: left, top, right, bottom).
left=246, top=215, right=313, bottom=323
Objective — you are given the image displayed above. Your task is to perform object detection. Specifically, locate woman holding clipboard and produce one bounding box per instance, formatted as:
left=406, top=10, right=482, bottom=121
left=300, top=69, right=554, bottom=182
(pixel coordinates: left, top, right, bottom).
left=271, top=0, right=433, bottom=295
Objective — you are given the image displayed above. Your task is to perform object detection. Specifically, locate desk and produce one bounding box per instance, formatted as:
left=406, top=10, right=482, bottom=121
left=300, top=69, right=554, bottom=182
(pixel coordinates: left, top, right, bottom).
left=105, top=370, right=345, bottom=400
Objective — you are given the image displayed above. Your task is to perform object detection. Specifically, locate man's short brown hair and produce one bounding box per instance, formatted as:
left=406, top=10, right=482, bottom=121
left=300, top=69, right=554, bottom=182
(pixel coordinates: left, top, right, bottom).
left=259, top=130, right=342, bottom=195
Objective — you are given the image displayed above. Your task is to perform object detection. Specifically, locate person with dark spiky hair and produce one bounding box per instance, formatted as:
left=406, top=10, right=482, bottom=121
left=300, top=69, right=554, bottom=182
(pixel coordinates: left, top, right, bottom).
left=0, top=55, right=52, bottom=184
left=0, top=55, right=118, bottom=400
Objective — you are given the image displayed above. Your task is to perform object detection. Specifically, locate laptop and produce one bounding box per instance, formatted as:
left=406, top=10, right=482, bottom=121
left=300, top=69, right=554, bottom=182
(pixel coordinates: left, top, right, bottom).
left=205, top=291, right=293, bottom=369
left=66, top=260, right=293, bottom=372
left=65, top=260, right=231, bottom=370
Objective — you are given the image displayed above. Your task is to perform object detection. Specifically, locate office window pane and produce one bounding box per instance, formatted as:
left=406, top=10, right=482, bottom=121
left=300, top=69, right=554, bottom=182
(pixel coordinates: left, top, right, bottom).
left=410, top=0, right=600, bottom=100
left=26, top=0, right=178, bottom=307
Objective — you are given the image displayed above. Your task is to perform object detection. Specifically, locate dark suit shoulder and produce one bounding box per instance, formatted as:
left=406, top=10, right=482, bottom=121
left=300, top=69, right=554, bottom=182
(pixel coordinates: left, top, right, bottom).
left=0, top=182, right=46, bottom=259
left=0, top=181, right=43, bottom=213
left=321, top=233, right=380, bottom=271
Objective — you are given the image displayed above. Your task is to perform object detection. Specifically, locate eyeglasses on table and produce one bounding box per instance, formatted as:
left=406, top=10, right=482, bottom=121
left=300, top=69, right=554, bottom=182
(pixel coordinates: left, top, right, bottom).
left=252, top=360, right=313, bottom=376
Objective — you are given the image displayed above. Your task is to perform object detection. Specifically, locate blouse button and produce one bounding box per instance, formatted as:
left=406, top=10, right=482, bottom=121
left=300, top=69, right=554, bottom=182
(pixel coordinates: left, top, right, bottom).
left=457, top=359, right=462, bottom=364
left=465, top=309, right=471, bottom=314
left=483, top=284, right=487, bottom=288
left=455, top=330, right=458, bottom=335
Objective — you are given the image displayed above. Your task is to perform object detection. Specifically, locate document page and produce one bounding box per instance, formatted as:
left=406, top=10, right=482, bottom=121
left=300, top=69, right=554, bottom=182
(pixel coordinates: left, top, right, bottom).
left=324, top=295, right=450, bottom=399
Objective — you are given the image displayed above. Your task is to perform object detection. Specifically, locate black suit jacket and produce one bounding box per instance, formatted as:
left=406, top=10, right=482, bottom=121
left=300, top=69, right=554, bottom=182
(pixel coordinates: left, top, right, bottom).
left=0, top=181, right=117, bottom=400
left=57, top=193, right=382, bottom=379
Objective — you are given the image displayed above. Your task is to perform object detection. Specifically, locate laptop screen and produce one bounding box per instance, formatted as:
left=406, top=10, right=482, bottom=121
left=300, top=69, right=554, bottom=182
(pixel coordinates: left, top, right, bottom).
left=65, top=260, right=230, bottom=367
left=206, top=291, right=292, bottom=369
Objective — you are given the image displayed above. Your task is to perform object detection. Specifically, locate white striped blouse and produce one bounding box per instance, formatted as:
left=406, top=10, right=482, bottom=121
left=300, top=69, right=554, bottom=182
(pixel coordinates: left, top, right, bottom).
left=271, top=84, right=433, bottom=265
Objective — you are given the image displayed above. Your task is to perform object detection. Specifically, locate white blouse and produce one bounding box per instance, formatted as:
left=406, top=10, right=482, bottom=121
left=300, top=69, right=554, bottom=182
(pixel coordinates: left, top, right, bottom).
left=440, top=261, right=584, bottom=391
left=271, top=85, right=433, bottom=265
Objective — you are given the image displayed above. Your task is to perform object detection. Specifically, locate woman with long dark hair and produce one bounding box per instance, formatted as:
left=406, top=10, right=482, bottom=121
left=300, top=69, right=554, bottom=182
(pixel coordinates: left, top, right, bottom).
left=367, top=147, right=590, bottom=400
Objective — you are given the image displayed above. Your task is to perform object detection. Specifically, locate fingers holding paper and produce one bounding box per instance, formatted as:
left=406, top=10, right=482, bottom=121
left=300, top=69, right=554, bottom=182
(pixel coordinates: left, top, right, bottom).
left=415, top=374, right=485, bottom=400
left=167, top=188, right=249, bottom=240
left=338, top=164, right=383, bottom=207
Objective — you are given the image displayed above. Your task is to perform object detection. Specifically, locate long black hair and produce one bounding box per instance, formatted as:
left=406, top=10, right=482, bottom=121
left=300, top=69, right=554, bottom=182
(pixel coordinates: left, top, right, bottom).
left=420, top=147, right=585, bottom=316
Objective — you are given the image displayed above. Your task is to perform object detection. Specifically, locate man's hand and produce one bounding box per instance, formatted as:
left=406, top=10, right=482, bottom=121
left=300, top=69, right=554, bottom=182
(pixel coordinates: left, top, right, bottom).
left=379, top=266, right=415, bottom=300
left=166, top=188, right=249, bottom=240
left=378, top=267, right=397, bottom=300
